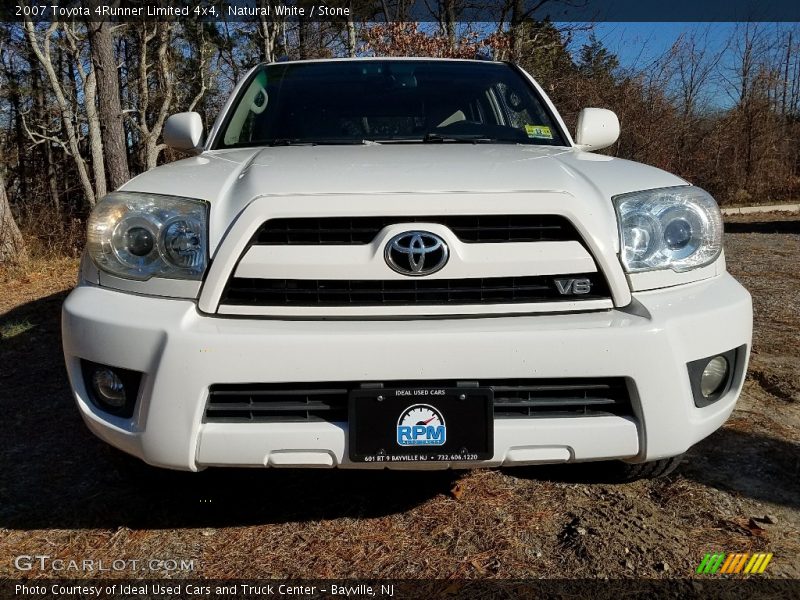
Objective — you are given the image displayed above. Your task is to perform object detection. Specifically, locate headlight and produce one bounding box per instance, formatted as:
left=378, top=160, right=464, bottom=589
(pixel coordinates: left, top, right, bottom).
left=614, top=186, right=723, bottom=273
left=87, top=192, right=209, bottom=280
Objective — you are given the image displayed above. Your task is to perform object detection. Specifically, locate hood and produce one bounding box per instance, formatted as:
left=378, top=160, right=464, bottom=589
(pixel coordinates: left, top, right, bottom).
left=122, top=144, right=687, bottom=248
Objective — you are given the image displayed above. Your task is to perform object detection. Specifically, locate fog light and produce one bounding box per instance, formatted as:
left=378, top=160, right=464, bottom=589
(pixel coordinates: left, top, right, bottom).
left=81, top=360, right=142, bottom=418
left=688, top=346, right=744, bottom=408
left=91, top=368, right=126, bottom=408
left=701, top=356, right=729, bottom=398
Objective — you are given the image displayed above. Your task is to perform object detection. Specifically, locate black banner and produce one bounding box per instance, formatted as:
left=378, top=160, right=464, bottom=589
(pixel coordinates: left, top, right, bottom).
left=2, top=0, right=800, bottom=23
left=3, top=579, right=800, bottom=600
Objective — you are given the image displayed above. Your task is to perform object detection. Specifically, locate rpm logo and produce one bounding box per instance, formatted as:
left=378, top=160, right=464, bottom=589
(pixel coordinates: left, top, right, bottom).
left=397, top=404, right=446, bottom=446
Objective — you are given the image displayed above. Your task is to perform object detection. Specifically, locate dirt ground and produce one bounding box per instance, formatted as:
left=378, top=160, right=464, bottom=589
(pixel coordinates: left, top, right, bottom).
left=0, top=214, right=797, bottom=581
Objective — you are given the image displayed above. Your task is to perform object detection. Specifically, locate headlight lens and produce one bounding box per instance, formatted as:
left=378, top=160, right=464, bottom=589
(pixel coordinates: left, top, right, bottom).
left=614, top=186, right=723, bottom=273
left=87, top=192, right=209, bottom=280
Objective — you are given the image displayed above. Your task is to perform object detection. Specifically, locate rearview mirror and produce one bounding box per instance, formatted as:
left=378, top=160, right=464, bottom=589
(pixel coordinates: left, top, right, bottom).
left=164, top=112, right=204, bottom=154
left=574, top=108, right=619, bottom=151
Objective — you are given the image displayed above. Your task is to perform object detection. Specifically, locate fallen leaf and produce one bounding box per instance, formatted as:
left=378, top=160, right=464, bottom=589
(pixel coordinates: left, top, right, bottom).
left=746, top=518, right=766, bottom=535
left=450, top=483, right=464, bottom=500
left=469, top=558, right=486, bottom=575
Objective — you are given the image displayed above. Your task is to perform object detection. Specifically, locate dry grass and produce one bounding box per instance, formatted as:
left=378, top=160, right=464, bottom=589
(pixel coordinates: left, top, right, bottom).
left=0, top=219, right=798, bottom=580
left=0, top=319, right=35, bottom=339
left=0, top=256, right=80, bottom=315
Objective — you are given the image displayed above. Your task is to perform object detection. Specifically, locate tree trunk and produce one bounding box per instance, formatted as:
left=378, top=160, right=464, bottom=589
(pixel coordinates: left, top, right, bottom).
left=87, top=17, right=130, bottom=190
left=509, top=0, right=525, bottom=62
left=346, top=5, right=356, bottom=57
left=441, top=0, right=457, bottom=53
left=781, top=31, right=792, bottom=116
left=259, top=18, right=273, bottom=62
left=84, top=67, right=107, bottom=199
left=257, top=0, right=280, bottom=62
left=45, top=140, right=61, bottom=223
left=63, top=22, right=106, bottom=199
left=0, top=171, right=27, bottom=265
left=7, top=73, right=28, bottom=201
left=34, top=54, right=62, bottom=224
left=298, top=18, right=309, bottom=59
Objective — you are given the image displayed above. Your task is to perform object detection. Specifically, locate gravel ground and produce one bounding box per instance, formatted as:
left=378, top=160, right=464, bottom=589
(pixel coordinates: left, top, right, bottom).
left=0, top=216, right=797, bottom=581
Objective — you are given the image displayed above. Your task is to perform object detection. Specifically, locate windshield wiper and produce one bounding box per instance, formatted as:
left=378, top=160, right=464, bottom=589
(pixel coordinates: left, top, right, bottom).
left=268, top=138, right=379, bottom=147
left=421, top=133, right=510, bottom=144
left=268, top=138, right=312, bottom=146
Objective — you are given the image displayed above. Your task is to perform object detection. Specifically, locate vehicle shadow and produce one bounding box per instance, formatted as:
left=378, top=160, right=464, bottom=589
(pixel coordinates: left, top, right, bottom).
left=0, top=291, right=459, bottom=530
left=724, top=219, right=800, bottom=234
left=507, top=427, right=800, bottom=510
left=677, top=427, right=800, bottom=509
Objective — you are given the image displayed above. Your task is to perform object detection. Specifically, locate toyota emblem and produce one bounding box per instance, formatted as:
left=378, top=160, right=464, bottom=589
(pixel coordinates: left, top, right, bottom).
left=384, top=231, right=449, bottom=276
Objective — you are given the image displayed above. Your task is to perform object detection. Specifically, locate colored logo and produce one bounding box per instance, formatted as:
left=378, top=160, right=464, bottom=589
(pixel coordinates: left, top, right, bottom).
left=384, top=231, right=449, bottom=276
left=696, top=552, right=773, bottom=575
left=397, top=404, right=446, bottom=446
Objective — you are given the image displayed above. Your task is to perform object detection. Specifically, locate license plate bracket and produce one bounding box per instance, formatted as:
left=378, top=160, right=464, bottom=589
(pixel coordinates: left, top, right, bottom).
left=348, top=386, right=494, bottom=463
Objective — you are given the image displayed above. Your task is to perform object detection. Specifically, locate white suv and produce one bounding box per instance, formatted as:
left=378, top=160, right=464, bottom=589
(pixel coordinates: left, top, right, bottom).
left=62, top=58, right=752, bottom=478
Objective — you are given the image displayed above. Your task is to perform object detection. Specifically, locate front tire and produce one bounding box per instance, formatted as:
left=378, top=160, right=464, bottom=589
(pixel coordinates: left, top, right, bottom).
left=600, top=455, right=684, bottom=482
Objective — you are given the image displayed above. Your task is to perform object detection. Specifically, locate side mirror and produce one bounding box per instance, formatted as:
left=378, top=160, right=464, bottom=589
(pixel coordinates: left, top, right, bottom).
left=574, top=108, right=619, bottom=151
left=164, top=112, right=204, bottom=154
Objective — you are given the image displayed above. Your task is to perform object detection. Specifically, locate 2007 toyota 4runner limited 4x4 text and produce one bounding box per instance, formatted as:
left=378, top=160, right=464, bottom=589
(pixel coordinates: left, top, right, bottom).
left=62, top=58, right=752, bottom=479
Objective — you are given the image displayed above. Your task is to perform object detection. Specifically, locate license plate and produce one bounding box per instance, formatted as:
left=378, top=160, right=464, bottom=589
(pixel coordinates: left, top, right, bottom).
left=348, top=387, right=493, bottom=463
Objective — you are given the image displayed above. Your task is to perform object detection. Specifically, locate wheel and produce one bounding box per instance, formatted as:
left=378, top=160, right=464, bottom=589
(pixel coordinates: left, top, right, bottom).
left=599, top=455, right=684, bottom=482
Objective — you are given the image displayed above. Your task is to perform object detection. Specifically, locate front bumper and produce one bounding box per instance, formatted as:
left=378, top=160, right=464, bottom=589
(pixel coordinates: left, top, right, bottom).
left=62, top=273, right=752, bottom=471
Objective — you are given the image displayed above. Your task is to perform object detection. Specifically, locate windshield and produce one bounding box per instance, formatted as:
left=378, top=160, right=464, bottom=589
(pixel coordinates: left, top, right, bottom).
left=215, top=60, right=567, bottom=148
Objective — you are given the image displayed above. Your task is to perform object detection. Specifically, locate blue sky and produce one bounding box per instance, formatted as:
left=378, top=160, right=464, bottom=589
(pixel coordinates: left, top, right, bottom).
left=566, top=22, right=776, bottom=110
left=570, top=22, right=739, bottom=70
left=456, top=21, right=771, bottom=108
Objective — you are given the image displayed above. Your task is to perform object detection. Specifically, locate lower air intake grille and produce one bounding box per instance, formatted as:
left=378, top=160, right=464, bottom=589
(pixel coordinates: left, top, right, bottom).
left=205, top=378, right=632, bottom=423
left=221, top=273, right=609, bottom=307
left=206, top=382, right=349, bottom=422
left=490, top=379, right=631, bottom=418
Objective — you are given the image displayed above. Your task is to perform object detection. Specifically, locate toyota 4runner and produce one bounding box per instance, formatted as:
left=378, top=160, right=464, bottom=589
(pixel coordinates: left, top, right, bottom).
left=62, top=58, right=752, bottom=478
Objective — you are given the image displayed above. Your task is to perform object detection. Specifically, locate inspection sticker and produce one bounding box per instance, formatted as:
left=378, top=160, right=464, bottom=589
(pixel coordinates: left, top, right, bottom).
left=525, top=124, right=553, bottom=139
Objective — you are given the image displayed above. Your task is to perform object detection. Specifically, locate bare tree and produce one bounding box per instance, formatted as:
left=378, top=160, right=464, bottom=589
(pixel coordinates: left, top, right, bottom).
left=0, top=170, right=27, bottom=264
left=23, top=20, right=96, bottom=206
left=506, top=0, right=554, bottom=61
left=130, top=23, right=175, bottom=170
left=666, top=29, right=726, bottom=175
left=428, top=0, right=458, bottom=52
left=725, top=24, right=772, bottom=194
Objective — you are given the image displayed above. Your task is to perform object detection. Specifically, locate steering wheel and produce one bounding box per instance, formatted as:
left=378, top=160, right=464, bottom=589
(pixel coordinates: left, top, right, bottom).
left=504, top=88, right=525, bottom=111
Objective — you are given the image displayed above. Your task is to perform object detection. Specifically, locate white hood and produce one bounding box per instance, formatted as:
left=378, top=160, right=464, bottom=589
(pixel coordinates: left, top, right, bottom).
left=122, top=144, right=687, bottom=249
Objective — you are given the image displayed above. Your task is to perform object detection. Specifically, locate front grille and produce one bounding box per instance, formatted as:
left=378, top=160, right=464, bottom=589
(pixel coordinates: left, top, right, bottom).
left=221, top=273, right=609, bottom=307
left=206, top=382, right=349, bottom=422
left=204, top=378, right=632, bottom=423
left=254, top=215, right=581, bottom=245
left=491, top=379, right=631, bottom=418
